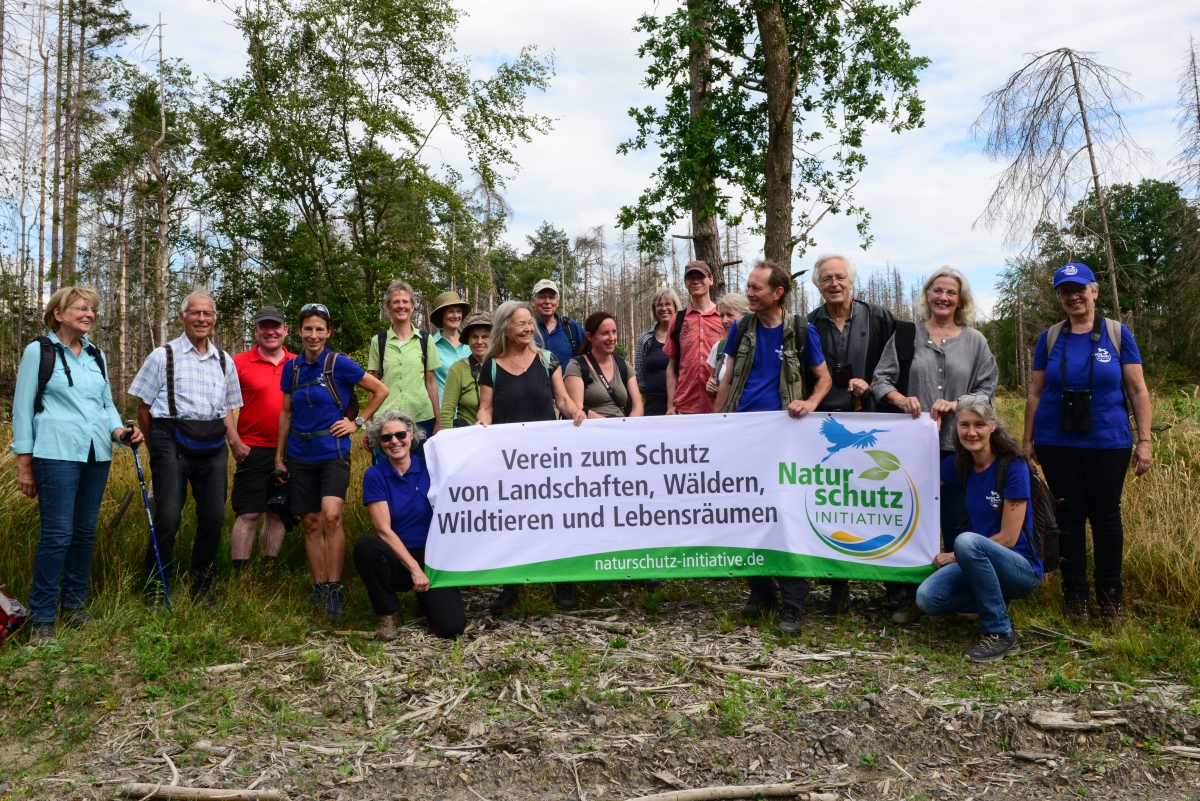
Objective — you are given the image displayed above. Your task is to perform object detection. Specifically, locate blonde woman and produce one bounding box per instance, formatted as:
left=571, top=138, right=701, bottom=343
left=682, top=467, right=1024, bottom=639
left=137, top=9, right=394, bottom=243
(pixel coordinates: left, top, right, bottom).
left=705, top=292, right=750, bottom=395
left=635, top=287, right=682, bottom=415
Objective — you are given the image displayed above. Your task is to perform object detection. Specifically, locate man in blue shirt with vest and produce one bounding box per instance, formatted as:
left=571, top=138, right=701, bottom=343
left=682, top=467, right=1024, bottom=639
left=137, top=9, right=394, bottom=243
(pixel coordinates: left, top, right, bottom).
left=532, top=279, right=584, bottom=374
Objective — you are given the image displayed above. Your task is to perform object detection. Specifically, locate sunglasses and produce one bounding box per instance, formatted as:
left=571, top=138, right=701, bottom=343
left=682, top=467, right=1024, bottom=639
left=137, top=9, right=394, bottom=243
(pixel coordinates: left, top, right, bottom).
left=301, top=303, right=330, bottom=315
left=378, top=430, right=409, bottom=443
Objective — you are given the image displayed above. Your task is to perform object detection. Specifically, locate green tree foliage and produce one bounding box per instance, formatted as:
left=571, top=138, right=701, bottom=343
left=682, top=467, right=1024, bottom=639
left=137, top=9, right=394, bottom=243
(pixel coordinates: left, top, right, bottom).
left=618, top=0, right=927, bottom=265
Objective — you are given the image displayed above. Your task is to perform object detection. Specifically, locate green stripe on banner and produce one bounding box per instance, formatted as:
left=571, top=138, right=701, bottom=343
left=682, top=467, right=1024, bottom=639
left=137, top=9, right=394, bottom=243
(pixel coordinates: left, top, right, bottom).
left=426, top=546, right=936, bottom=587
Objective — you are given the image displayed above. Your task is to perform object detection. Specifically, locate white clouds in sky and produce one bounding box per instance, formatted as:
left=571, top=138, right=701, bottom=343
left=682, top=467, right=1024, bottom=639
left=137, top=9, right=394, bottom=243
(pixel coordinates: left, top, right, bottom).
left=132, top=0, right=1200, bottom=311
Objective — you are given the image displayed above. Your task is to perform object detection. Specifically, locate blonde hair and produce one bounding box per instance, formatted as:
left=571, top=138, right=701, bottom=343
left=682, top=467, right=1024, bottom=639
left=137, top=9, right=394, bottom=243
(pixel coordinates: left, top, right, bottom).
left=917, top=267, right=976, bottom=327
left=649, top=287, right=682, bottom=316
left=482, top=301, right=543, bottom=363
left=44, top=286, right=101, bottom=331
left=717, top=292, right=750, bottom=317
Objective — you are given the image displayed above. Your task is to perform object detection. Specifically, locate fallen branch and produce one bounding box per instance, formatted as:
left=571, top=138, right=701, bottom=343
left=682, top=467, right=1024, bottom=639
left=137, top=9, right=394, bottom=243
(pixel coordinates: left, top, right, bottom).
left=118, top=785, right=283, bottom=800
left=1021, top=626, right=1092, bottom=650
left=699, top=661, right=789, bottom=680
left=1163, top=746, right=1200, bottom=760
left=1013, top=751, right=1059, bottom=763
left=1029, top=710, right=1127, bottom=732
left=887, top=755, right=915, bottom=781
left=204, top=662, right=248, bottom=675
left=555, top=613, right=630, bottom=633
left=332, top=630, right=378, bottom=639
left=622, top=784, right=825, bottom=801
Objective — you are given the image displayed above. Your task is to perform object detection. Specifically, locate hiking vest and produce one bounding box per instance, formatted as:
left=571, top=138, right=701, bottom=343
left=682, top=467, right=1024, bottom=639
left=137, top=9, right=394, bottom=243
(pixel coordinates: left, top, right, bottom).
left=722, top=312, right=808, bottom=413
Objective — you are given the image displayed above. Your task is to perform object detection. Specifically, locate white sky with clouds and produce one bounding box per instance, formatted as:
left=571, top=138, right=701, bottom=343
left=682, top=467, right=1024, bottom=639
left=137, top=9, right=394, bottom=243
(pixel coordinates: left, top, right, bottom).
left=132, top=0, right=1200, bottom=314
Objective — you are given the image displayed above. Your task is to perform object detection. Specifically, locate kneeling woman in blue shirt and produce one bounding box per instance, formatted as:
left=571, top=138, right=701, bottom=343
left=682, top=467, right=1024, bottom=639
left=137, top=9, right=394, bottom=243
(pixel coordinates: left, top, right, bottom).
left=916, top=394, right=1043, bottom=662
left=354, top=410, right=466, bottom=640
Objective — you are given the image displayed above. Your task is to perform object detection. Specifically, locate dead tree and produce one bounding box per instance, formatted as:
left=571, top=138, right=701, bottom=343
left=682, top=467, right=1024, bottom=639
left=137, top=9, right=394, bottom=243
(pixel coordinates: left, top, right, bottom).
left=1171, top=34, right=1200, bottom=197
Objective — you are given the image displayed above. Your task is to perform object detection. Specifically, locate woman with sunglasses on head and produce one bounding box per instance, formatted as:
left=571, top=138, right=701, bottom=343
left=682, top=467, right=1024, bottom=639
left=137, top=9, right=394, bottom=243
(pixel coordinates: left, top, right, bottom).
left=277, top=304, right=389, bottom=619
left=564, top=311, right=644, bottom=419
left=354, top=410, right=466, bottom=640
left=1023, top=263, right=1152, bottom=628
left=438, top=311, right=492, bottom=429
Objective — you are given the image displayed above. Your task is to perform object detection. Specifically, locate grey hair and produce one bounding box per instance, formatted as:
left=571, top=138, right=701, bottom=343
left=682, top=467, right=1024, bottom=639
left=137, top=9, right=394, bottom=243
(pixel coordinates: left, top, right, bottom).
left=383, top=279, right=415, bottom=307
left=649, top=286, right=682, bottom=316
left=179, top=290, right=216, bottom=316
left=717, top=292, right=750, bottom=317
left=367, top=409, right=424, bottom=447
left=483, top=300, right=543, bottom=363
left=955, top=393, right=1001, bottom=427
left=811, top=254, right=857, bottom=289
left=916, top=266, right=976, bottom=327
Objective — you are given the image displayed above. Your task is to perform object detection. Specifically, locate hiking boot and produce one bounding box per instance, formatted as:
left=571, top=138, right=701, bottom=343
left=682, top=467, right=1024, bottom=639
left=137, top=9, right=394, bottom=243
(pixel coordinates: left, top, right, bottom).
left=555, top=583, right=578, bottom=611
left=29, top=621, right=56, bottom=645
left=891, top=602, right=922, bottom=625
left=192, top=585, right=217, bottom=609
left=489, top=585, right=520, bottom=614
left=740, top=593, right=777, bottom=619
left=376, top=613, right=401, bottom=642
left=964, top=631, right=1020, bottom=662
left=776, top=604, right=804, bottom=634
left=883, top=585, right=907, bottom=610
left=308, top=583, right=327, bottom=609
left=827, top=582, right=851, bottom=615
left=325, top=583, right=346, bottom=620
left=58, top=607, right=94, bottom=629
left=1065, top=599, right=1089, bottom=627
left=1096, top=602, right=1124, bottom=629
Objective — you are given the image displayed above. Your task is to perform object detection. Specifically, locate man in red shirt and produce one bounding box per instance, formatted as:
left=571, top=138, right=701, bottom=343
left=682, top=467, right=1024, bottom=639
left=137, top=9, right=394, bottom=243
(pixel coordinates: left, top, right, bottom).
left=665, top=261, right=726, bottom=414
left=229, top=307, right=294, bottom=572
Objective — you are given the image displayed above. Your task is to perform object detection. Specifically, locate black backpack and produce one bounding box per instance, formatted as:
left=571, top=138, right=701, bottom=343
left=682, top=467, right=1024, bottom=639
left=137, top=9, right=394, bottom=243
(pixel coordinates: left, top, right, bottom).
left=574, top=353, right=633, bottom=416
left=374, top=329, right=428, bottom=381
left=969, top=458, right=1061, bottom=572
left=290, top=351, right=361, bottom=420
left=878, top=321, right=917, bottom=413
left=33, top=336, right=108, bottom=413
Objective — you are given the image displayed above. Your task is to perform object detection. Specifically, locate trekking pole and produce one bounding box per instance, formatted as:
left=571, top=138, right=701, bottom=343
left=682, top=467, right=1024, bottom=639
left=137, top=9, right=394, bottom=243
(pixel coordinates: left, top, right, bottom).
left=124, top=421, right=171, bottom=613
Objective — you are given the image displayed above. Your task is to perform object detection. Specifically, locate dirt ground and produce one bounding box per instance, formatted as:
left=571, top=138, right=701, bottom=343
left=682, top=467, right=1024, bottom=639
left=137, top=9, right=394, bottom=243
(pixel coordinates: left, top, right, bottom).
left=3, top=581, right=1199, bottom=801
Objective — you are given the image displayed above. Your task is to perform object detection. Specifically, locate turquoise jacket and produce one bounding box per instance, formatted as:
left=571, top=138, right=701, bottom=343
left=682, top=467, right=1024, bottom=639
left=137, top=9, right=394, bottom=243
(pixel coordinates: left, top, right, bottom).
left=10, top=332, right=124, bottom=462
left=432, top=331, right=471, bottom=405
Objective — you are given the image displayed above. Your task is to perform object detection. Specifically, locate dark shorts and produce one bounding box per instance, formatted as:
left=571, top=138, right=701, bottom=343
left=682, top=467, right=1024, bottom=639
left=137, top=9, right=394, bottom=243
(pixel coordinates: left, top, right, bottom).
left=230, top=446, right=277, bottom=516
left=287, top=455, right=352, bottom=514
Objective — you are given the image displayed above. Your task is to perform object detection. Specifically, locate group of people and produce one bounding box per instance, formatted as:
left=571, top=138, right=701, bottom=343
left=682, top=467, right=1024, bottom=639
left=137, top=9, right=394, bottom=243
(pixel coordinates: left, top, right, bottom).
left=10, top=256, right=1153, bottom=662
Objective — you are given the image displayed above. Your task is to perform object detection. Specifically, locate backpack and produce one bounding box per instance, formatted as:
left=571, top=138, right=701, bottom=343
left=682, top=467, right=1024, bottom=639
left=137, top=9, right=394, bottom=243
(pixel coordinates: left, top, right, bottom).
left=374, top=329, right=428, bottom=381
left=490, top=351, right=554, bottom=384
left=33, top=335, right=107, bottom=413
left=0, top=586, right=30, bottom=646
left=290, top=351, right=361, bottom=420
left=562, top=316, right=582, bottom=355
left=163, top=343, right=230, bottom=457
left=574, top=353, right=633, bottom=416
left=967, top=458, right=1061, bottom=572
left=875, top=321, right=917, bottom=413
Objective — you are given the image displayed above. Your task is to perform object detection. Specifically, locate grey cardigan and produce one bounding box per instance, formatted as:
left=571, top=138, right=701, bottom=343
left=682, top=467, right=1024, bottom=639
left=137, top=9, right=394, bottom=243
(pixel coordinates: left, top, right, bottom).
left=871, top=321, right=999, bottom=452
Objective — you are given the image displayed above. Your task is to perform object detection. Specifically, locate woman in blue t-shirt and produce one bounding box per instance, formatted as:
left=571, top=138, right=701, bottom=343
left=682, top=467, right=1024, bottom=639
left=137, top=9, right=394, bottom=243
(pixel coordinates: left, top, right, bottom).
left=277, top=304, right=389, bottom=619
left=916, top=395, right=1042, bottom=662
left=1022, top=263, right=1153, bottom=627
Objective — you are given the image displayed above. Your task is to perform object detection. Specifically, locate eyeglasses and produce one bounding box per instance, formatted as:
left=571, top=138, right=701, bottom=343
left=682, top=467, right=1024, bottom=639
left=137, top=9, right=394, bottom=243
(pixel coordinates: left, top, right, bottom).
left=1056, top=285, right=1089, bottom=297
left=928, top=288, right=959, bottom=298
left=301, top=303, right=330, bottom=315
left=378, top=430, right=408, bottom=443
left=66, top=305, right=100, bottom=314
left=684, top=274, right=708, bottom=283
left=818, top=274, right=848, bottom=286
left=184, top=309, right=216, bottom=319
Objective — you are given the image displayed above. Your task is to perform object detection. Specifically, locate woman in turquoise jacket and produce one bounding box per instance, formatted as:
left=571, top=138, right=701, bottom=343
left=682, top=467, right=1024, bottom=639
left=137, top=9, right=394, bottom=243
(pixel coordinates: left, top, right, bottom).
left=11, top=287, right=141, bottom=645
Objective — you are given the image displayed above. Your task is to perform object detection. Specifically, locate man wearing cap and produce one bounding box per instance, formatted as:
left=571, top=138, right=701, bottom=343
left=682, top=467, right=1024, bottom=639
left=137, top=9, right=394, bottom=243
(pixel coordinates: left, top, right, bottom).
left=531, top=279, right=584, bottom=374
left=664, top=261, right=726, bottom=414
left=366, top=280, right=442, bottom=453
left=430, top=291, right=472, bottom=406
left=229, top=307, right=294, bottom=574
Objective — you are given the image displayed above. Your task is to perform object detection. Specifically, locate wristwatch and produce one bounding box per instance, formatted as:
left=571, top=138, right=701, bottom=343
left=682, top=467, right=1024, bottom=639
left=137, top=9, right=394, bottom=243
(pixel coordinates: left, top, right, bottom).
left=354, top=416, right=366, bottom=429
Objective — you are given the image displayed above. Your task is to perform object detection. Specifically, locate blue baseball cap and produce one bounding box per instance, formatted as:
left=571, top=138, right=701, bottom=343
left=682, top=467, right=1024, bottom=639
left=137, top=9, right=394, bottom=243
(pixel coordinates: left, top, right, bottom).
left=1053, top=262, right=1096, bottom=288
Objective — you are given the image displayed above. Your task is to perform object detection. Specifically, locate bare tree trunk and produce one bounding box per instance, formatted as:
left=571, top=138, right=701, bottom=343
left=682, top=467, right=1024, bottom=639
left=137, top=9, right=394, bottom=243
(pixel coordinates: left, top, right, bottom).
left=685, top=0, right=721, bottom=285
left=61, top=0, right=83, bottom=282
left=1067, top=51, right=1121, bottom=317
left=150, top=15, right=170, bottom=343
left=1016, top=283, right=1027, bottom=389
left=37, top=7, right=50, bottom=310
left=756, top=1, right=794, bottom=267
left=50, top=0, right=64, bottom=294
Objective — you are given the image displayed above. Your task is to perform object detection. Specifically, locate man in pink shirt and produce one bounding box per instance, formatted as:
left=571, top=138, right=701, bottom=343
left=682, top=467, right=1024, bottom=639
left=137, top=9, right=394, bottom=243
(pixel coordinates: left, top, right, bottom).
left=665, top=261, right=726, bottom=414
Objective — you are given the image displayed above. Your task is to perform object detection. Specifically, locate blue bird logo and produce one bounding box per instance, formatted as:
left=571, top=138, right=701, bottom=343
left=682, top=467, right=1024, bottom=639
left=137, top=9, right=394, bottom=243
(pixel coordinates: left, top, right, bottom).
left=819, top=418, right=888, bottom=462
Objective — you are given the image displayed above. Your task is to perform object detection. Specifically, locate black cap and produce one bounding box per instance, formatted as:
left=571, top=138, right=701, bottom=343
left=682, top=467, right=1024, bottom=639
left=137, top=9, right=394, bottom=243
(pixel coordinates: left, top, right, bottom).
left=252, top=306, right=287, bottom=325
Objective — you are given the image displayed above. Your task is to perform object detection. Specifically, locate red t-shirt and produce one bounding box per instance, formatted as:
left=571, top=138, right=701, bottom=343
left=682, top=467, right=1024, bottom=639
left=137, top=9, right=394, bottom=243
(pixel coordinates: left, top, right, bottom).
left=234, top=346, right=293, bottom=448
left=662, top=305, right=725, bottom=414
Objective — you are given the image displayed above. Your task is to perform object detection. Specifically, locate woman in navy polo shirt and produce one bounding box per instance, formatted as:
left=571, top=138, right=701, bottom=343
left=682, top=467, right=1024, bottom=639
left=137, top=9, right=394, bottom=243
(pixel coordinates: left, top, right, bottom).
left=353, top=410, right=465, bottom=640
left=277, top=304, right=389, bottom=620
left=1023, top=263, right=1153, bottom=627
left=916, top=395, right=1042, bottom=662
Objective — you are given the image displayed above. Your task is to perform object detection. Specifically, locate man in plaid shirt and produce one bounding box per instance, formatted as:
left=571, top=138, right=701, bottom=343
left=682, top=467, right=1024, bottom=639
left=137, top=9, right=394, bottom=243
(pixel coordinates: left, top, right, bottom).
left=130, top=291, right=242, bottom=605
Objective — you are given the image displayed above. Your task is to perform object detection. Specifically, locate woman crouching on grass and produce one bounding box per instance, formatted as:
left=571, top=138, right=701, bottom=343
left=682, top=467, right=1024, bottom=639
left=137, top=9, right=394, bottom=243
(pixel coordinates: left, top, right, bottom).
left=353, top=410, right=465, bottom=640
left=915, top=394, right=1043, bottom=662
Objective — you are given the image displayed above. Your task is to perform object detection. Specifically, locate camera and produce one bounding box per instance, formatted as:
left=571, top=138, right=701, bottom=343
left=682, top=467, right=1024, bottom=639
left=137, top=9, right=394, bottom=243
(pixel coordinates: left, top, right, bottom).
left=830, top=362, right=853, bottom=390
left=1060, top=388, right=1093, bottom=433
left=266, top=469, right=299, bottom=530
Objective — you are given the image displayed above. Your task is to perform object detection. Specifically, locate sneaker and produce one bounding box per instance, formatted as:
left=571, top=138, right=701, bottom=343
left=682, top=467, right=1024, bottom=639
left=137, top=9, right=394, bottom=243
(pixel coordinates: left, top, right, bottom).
left=891, top=602, right=922, bottom=625
left=741, top=593, right=777, bottom=619
left=555, top=583, right=578, bottom=611
left=376, top=613, right=401, bottom=642
left=776, top=604, right=804, bottom=634
left=29, top=621, right=56, bottom=645
left=325, top=583, right=346, bottom=620
left=827, top=582, right=851, bottom=615
left=58, top=607, right=94, bottom=629
left=1066, top=599, right=1089, bottom=627
left=308, top=583, right=327, bottom=609
left=964, top=631, right=1020, bottom=662
left=489, top=585, right=520, bottom=614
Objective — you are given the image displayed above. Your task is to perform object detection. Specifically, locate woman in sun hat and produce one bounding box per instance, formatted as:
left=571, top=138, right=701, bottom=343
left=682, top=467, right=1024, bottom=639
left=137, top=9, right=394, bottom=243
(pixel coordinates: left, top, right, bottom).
left=1022, top=262, right=1152, bottom=628
left=429, top=290, right=472, bottom=405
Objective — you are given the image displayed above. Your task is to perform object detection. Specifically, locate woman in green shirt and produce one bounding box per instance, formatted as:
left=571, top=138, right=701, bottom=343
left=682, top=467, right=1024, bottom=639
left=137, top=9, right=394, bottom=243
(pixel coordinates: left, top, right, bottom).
left=439, top=311, right=491, bottom=429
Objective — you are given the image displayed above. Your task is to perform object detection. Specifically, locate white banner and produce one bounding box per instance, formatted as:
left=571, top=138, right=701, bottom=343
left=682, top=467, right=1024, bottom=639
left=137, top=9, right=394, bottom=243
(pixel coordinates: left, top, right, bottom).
left=423, top=411, right=941, bottom=587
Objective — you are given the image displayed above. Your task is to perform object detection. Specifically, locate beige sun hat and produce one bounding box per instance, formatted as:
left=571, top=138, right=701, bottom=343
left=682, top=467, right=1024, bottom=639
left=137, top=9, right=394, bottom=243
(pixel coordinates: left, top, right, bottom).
left=430, top=290, right=471, bottom=329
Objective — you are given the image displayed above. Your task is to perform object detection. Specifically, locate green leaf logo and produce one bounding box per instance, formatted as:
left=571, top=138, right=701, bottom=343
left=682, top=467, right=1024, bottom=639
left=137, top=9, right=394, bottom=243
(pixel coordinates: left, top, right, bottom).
left=858, top=467, right=890, bottom=481
left=866, top=450, right=901, bottom=471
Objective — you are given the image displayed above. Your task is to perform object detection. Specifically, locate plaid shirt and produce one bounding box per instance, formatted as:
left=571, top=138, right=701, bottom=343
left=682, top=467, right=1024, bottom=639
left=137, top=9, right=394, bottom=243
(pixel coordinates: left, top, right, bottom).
left=129, top=334, right=243, bottom=420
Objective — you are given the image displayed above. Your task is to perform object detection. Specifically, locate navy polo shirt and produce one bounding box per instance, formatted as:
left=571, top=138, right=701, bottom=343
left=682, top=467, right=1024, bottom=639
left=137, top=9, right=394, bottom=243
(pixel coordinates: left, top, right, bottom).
left=362, top=457, right=433, bottom=549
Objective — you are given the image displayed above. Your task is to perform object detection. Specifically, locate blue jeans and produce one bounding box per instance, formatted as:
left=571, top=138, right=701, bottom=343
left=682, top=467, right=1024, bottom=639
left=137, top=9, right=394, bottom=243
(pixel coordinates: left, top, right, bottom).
left=145, top=425, right=229, bottom=593
left=30, top=450, right=112, bottom=623
left=915, top=531, right=1041, bottom=635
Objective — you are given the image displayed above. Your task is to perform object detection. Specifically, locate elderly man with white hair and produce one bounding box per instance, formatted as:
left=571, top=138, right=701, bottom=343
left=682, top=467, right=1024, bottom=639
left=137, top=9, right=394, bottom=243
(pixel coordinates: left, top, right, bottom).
left=806, top=254, right=920, bottom=620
